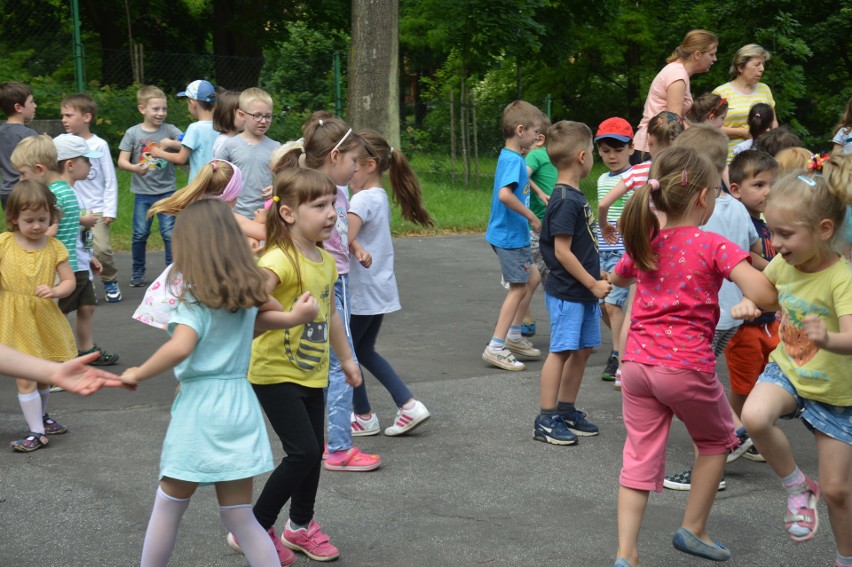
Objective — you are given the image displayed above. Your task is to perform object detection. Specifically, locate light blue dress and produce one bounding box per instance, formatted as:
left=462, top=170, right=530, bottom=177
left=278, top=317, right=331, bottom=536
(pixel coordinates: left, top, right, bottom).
left=160, top=299, right=273, bottom=483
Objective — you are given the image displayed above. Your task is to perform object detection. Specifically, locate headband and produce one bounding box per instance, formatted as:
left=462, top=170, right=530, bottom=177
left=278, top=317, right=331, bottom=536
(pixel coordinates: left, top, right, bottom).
left=332, top=128, right=353, bottom=153
left=210, top=159, right=243, bottom=203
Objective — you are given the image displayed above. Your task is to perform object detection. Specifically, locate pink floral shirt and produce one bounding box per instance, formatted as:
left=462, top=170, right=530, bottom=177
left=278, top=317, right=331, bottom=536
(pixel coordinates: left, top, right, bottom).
left=615, top=226, right=749, bottom=372
left=132, top=265, right=182, bottom=330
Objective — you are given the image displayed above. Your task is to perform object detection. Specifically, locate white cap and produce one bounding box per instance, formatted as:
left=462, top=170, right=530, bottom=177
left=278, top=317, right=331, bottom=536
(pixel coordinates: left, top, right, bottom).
left=53, top=134, right=103, bottom=161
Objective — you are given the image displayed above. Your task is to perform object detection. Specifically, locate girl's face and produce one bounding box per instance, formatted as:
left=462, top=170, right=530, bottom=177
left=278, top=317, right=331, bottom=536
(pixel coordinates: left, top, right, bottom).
left=14, top=206, right=50, bottom=241
left=327, top=148, right=361, bottom=186
left=709, top=110, right=727, bottom=128
left=647, top=135, right=662, bottom=158
left=348, top=158, right=374, bottom=192
left=288, top=193, right=337, bottom=243
left=739, top=57, right=765, bottom=86
left=765, top=205, right=828, bottom=272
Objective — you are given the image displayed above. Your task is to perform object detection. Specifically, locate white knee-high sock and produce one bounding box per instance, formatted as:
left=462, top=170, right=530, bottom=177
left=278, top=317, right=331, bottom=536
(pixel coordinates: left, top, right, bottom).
left=38, top=388, right=49, bottom=415
left=18, top=391, right=44, bottom=434
left=140, top=487, right=191, bottom=567
left=219, top=504, right=278, bottom=567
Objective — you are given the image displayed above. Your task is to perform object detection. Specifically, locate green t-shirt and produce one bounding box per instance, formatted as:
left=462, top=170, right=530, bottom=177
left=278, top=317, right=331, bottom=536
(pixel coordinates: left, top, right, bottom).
left=48, top=180, right=80, bottom=271
left=525, top=147, right=558, bottom=220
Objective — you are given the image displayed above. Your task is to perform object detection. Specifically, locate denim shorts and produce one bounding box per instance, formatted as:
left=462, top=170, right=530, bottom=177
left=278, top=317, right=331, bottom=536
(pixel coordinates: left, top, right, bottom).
left=545, top=293, right=601, bottom=352
left=758, top=362, right=852, bottom=445
left=491, top=244, right=532, bottom=284
left=530, top=230, right=549, bottom=281
left=599, top=250, right=628, bottom=307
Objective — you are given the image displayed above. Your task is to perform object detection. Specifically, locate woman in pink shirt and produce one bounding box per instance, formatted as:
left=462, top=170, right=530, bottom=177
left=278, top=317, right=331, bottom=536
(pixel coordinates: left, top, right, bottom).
left=633, top=30, right=719, bottom=154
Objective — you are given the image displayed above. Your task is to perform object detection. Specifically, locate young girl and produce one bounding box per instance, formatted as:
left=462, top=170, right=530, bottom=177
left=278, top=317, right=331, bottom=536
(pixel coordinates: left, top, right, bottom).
left=685, top=93, right=728, bottom=127
left=212, top=90, right=243, bottom=157
left=831, top=97, right=852, bottom=155
left=738, top=156, right=852, bottom=567
left=240, top=168, right=362, bottom=561
left=347, top=129, right=434, bottom=437
left=1, top=181, right=77, bottom=452
left=122, top=199, right=316, bottom=566
left=732, top=102, right=775, bottom=156
left=609, top=147, right=776, bottom=567
left=273, top=116, right=381, bottom=472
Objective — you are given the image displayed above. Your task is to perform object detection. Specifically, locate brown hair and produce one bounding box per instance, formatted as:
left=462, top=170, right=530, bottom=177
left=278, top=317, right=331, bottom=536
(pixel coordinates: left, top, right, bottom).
left=149, top=161, right=238, bottom=217
left=0, top=82, right=33, bottom=117
left=729, top=150, right=778, bottom=185
left=357, top=129, right=434, bottom=227
left=501, top=100, right=542, bottom=139
left=137, top=85, right=166, bottom=107
left=61, top=93, right=97, bottom=123
left=272, top=116, right=362, bottom=173
left=686, top=93, right=728, bottom=124
left=546, top=121, right=593, bottom=170
left=4, top=180, right=61, bottom=230
left=667, top=30, right=718, bottom=63
left=647, top=111, right=685, bottom=149
left=213, top=91, right=241, bottom=134
left=11, top=134, right=59, bottom=173
left=753, top=127, right=802, bottom=157
left=672, top=123, right=729, bottom=174
left=620, top=147, right=719, bottom=271
left=170, top=199, right=268, bottom=311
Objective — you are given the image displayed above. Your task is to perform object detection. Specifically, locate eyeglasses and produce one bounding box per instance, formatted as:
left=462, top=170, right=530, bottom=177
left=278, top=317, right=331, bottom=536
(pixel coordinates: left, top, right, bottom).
left=243, top=111, right=273, bottom=123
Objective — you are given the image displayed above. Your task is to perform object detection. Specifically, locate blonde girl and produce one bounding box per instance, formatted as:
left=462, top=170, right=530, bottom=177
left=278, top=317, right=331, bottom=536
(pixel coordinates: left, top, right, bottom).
left=738, top=155, right=852, bottom=567
left=1, top=181, right=76, bottom=452
left=831, top=97, right=852, bottom=155
left=346, top=129, right=434, bottom=438
left=235, top=168, right=361, bottom=562
left=610, top=147, right=776, bottom=566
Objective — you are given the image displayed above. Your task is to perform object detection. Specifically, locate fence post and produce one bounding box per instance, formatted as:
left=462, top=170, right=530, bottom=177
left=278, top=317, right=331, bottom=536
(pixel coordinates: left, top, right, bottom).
left=545, top=93, right=552, bottom=121
left=70, top=0, right=85, bottom=92
left=460, top=75, right=469, bottom=186
left=334, top=51, right=342, bottom=118
left=449, top=88, right=456, bottom=187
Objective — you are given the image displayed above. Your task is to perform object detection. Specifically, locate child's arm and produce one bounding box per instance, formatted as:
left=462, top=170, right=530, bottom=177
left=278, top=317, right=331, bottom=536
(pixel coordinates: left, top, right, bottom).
left=80, top=210, right=97, bottom=229
left=121, top=324, right=198, bottom=385
left=749, top=241, right=769, bottom=271
left=346, top=212, right=371, bottom=268
left=100, top=146, right=119, bottom=222
left=598, top=178, right=630, bottom=245
left=234, top=212, right=267, bottom=242
left=728, top=261, right=779, bottom=319
left=150, top=144, right=190, bottom=165
left=254, top=292, right=319, bottom=332
left=329, top=308, right=362, bottom=387
left=498, top=185, right=541, bottom=233
left=526, top=165, right=550, bottom=206
left=118, top=150, right=147, bottom=176
left=802, top=314, right=852, bottom=355
left=35, top=260, right=75, bottom=299
left=554, top=235, right=612, bottom=299
left=90, top=257, right=103, bottom=276
left=0, top=345, right=130, bottom=394
left=832, top=143, right=844, bottom=156
left=608, top=272, right=634, bottom=288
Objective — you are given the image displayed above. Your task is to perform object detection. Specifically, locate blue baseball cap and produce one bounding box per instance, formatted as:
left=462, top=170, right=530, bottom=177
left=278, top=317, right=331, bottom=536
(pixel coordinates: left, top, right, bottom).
left=177, top=80, right=216, bottom=103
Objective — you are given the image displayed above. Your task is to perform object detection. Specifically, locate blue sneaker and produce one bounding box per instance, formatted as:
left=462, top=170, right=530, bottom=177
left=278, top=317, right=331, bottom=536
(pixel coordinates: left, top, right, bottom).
left=103, top=281, right=123, bottom=303
left=533, top=414, right=577, bottom=446
left=521, top=321, right=536, bottom=337
left=562, top=408, right=599, bottom=436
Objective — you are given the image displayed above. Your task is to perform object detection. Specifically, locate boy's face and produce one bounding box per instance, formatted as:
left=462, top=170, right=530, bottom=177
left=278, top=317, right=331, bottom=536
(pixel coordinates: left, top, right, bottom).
left=187, top=99, right=198, bottom=118
left=597, top=140, right=633, bottom=173
left=239, top=100, right=273, bottom=137
left=138, top=97, right=167, bottom=127
left=68, top=156, right=91, bottom=182
left=17, top=95, right=37, bottom=122
left=731, top=169, right=775, bottom=217
left=16, top=165, right=44, bottom=181
left=60, top=105, right=91, bottom=135
left=518, top=122, right=541, bottom=151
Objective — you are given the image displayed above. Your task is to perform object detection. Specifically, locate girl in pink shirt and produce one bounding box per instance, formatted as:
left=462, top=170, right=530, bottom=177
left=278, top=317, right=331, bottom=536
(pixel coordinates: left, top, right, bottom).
left=609, top=147, right=776, bottom=567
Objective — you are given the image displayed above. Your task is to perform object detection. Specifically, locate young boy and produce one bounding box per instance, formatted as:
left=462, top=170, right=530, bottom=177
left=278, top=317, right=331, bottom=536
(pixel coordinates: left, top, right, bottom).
left=52, top=134, right=119, bottom=368
left=213, top=87, right=280, bottom=219
left=0, top=82, right=38, bottom=209
left=153, top=79, right=218, bottom=182
left=534, top=121, right=610, bottom=445
left=118, top=85, right=183, bottom=287
left=725, top=149, right=779, bottom=461
left=482, top=100, right=543, bottom=372
left=593, top=117, right=634, bottom=382
left=60, top=94, right=122, bottom=303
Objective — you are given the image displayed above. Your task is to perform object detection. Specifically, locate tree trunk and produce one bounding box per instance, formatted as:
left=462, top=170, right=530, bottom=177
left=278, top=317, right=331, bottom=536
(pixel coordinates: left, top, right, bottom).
left=80, top=0, right=133, bottom=86
left=348, top=0, right=400, bottom=149
left=212, top=0, right=265, bottom=90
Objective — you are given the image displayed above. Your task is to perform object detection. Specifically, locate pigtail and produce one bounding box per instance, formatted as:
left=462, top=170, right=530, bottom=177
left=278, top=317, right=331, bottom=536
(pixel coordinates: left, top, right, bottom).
left=620, top=183, right=660, bottom=272
left=148, top=161, right=236, bottom=217
left=271, top=147, right=303, bottom=175
left=387, top=148, right=434, bottom=227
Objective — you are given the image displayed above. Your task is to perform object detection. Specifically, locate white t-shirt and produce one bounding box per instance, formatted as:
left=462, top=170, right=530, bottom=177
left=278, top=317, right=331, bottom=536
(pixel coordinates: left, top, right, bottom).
left=348, top=187, right=401, bottom=315
left=832, top=127, right=852, bottom=155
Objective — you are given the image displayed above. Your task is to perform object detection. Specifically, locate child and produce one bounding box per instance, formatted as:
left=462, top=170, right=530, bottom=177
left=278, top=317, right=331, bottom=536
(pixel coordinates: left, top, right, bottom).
left=534, top=121, right=610, bottom=446
left=0, top=180, right=76, bottom=451
left=724, top=149, right=779, bottom=461
left=118, top=85, right=183, bottom=287
left=212, top=90, right=243, bottom=157
left=482, top=100, right=543, bottom=372
left=0, top=81, right=37, bottom=209
left=593, top=117, right=634, bottom=382
left=831, top=97, right=852, bottom=155
left=685, top=93, right=729, bottom=128
left=121, top=199, right=311, bottom=566
left=272, top=115, right=381, bottom=472
left=731, top=103, right=775, bottom=157
left=776, top=147, right=813, bottom=175
left=754, top=126, right=802, bottom=158
left=237, top=168, right=362, bottom=561
left=610, top=147, right=776, bottom=566
left=347, top=129, right=433, bottom=438
left=214, top=88, right=280, bottom=219
left=153, top=80, right=219, bottom=182
left=52, top=134, right=119, bottom=367
left=60, top=93, right=122, bottom=303
left=738, top=156, right=852, bottom=566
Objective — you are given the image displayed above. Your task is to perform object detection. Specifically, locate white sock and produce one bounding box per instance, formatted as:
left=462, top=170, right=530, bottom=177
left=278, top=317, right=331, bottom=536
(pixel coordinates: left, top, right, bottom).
left=507, top=325, right=522, bottom=341
left=140, top=487, right=191, bottom=567
left=18, top=391, right=44, bottom=434
left=219, top=504, right=278, bottom=566
left=39, top=388, right=49, bottom=415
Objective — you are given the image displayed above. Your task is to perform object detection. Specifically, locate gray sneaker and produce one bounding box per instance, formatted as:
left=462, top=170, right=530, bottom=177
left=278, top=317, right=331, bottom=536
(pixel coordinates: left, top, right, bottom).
left=505, top=336, right=542, bottom=358
left=482, top=346, right=525, bottom=371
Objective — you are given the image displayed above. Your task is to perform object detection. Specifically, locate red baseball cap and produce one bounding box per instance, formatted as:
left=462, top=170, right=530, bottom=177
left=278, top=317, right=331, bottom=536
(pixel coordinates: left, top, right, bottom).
left=595, top=117, right=634, bottom=143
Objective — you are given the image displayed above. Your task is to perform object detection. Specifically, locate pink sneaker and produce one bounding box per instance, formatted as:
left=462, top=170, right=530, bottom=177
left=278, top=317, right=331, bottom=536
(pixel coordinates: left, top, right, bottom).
left=282, top=519, right=340, bottom=561
left=323, top=446, right=381, bottom=472
left=226, top=526, right=296, bottom=566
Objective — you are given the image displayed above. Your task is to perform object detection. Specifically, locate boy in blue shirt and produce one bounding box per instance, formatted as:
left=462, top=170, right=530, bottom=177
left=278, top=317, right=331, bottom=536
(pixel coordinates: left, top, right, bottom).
left=153, top=80, right=218, bottom=182
left=482, top=100, right=543, bottom=372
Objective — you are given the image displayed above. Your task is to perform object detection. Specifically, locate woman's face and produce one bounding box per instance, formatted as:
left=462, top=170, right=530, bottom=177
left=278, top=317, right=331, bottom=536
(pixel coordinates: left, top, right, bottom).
left=738, top=57, right=766, bottom=86
left=695, top=44, right=718, bottom=73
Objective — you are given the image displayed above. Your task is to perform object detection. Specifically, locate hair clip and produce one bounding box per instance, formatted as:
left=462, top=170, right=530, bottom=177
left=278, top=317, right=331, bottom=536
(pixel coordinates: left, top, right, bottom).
left=272, top=195, right=281, bottom=202
left=648, top=178, right=661, bottom=191
left=389, top=146, right=394, bottom=154
left=807, top=152, right=829, bottom=173
left=754, top=112, right=761, bottom=118
left=318, top=119, right=324, bottom=126
left=797, top=175, right=817, bottom=187
left=680, top=168, right=689, bottom=186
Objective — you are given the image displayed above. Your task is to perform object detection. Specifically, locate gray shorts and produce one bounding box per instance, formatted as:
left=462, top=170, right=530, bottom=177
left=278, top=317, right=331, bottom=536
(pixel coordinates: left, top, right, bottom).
left=491, top=245, right=532, bottom=284
left=530, top=230, right=550, bottom=282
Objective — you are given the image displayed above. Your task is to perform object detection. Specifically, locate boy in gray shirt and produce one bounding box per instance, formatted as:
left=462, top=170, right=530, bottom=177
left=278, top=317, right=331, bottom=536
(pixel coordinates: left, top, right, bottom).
left=0, top=82, right=38, bottom=209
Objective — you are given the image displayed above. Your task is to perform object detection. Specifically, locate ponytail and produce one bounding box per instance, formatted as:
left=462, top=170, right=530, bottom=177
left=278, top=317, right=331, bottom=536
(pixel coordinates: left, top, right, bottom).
left=148, top=160, right=239, bottom=217
left=620, top=183, right=660, bottom=272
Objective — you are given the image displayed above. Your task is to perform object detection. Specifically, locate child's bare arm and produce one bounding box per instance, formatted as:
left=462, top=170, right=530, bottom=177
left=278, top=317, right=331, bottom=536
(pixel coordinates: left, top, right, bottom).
left=347, top=212, right=371, bottom=268
left=118, top=150, right=147, bottom=176
left=498, top=185, right=540, bottom=233
left=729, top=260, right=779, bottom=315
left=554, top=235, right=612, bottom=299
left=329, top=308, right=362, bottom=387
left=35, top=259, right=76, bottom=299
left=121, top=324, right=198, bottom=385
left=598, top=178, right=630, bottom=244
left=255, top=292, right=319, bottom=332
left=802, top=314, right=852, bottom=354
left=150, top=144, right=190, bottom=165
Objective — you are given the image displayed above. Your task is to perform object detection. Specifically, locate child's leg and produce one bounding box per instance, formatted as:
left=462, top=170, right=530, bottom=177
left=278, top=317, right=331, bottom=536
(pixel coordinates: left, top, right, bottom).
left=681, top=452, right=727, bottom=541
left=287, top=387, right=326, bottom=527
left=557, top=348, right=593, bottom=406
left=15, top=379, right=44, bottom=434
left=815, top=432, right=852, bottom=555
left=92, top=213, right=118, bottom=285
left=350, top=314, right=413, bottom=408
left=217, top=478, right=279, bottom=566
left=140, top=478, right=196, bottom=567
left=616, top=485, right=649, bottom=565
left=512, top=264, right=540, bottom=330
left=156, top=208, right=176, bottom=266
left=741, top=381, right=799, bottom=478
left=492, top=283, right=528, bottom=342
left=326, top=275, right=360, bottom=452
left=75, top=304, right=95, bottom=352
left=539, top=350, right=570, bottom=409
left=131, top=195, right=155, bottom=280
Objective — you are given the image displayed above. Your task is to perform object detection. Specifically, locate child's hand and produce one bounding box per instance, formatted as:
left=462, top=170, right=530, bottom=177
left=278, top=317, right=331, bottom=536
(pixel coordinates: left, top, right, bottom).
left=90, top=257, right=103, bottom=275
left=261, top=185, right=273, bottom=199
left=290, top=292, right=319, bottom=324
left=133, top=162, right=148, bottom=176
left=342, top=358, right=362, bottom=388
left=103, top=216, right=115, bottom=225
left=355, top=248, right=372, bottom=268
left=731, top=298, right=761, bottom=320
left=602, top=222, right=620, bottom=245
left=248, top=237, right=264, bottom=253
left=802, top=315, right=829, bottom=348
left=121, top=368, right=141, bottom=386
left=80, top=212, right=97, bottom=228
left=35, top=284, right=56, bottom=299
left=590, top=279, right=612, bottom=299
left=253, top=208, right=268, bottom=224
left=530, top=218, right=542, bottom=234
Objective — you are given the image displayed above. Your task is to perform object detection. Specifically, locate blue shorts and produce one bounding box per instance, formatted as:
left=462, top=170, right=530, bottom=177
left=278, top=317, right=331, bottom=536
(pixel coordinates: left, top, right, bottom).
left=600, top=250, right=628, bottom=307
left=491, top=245, right=532, bottom=284
left=545, top=293, right=601, bottom=352
left=758, top=362, right=852, bottom=445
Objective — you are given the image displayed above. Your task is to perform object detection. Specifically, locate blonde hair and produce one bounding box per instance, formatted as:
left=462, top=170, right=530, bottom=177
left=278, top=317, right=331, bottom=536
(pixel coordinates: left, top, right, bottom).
left=546, top=121, right=593, bottom=170
left=11, top=134, right=59, bottom=173
left=148, top=161, right=239, bottom=217
left=137, top=85, right=166, bottom=107
left=775, top=147, right=812, bottom=175
left=672, top=123, right=729, bottom=174
left=647, top=111, right=685, bottom=149
left=4, top=180, right=60, bottom=230
left=729, top=44, right=771, bottom=80
left=170, top=199, right=268, bottom=311
left=668, top=29, right=718, bottom=63
left=239, top=87, right=273, bottom=110
left=501, top=100, right=542, bottom=139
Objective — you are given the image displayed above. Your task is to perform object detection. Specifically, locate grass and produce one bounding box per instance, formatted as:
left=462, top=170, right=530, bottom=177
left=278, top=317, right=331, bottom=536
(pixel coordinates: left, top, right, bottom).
left=1, top=159, right=609, bottom=247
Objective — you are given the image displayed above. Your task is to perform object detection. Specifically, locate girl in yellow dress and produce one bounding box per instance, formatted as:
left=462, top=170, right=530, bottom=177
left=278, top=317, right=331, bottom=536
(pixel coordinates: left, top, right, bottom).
left=0, top=181, right=77, bottom=452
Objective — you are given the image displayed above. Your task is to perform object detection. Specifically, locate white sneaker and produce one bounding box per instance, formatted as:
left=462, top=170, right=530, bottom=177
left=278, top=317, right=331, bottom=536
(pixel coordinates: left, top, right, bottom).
left=350, top=412, right=380, bottom=436
left=482, top=346, right=525, bottom=371
left=505, top=336, right=542, bottom=358
left=384, top=400, right=431, bottom=436
left=613, top=369, right=622, bottom=392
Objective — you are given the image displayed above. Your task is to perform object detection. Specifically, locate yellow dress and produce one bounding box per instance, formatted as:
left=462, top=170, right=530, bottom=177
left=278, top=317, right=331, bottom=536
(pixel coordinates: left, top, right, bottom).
left=0, top=232, right=76, bottom=361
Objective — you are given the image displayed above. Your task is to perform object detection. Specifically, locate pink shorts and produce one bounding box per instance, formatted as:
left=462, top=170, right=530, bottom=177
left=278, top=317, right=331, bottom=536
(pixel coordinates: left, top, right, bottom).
left=620, top=361, right=737, bottom=492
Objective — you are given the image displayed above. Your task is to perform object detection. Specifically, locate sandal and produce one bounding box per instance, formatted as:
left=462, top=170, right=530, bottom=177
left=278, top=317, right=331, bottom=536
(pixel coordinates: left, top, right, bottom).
left=43, top=413, right=68, bottom=435
left=323, top=447, right=382, bottom=472
left=784, top=476, right=820, bottom=543
left=10, top=432, right=49, bottom=452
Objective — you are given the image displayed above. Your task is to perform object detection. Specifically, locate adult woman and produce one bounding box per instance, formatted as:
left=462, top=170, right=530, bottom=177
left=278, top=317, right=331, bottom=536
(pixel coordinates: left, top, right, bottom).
left=633, top=30, right=718, bottom=154
left=713, top=44, right=779, bottom=161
